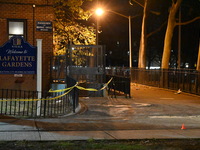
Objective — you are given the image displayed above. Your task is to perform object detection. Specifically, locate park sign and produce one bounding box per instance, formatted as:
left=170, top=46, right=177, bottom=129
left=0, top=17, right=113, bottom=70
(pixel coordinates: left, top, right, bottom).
left=0, top=36, right=37, bottom=74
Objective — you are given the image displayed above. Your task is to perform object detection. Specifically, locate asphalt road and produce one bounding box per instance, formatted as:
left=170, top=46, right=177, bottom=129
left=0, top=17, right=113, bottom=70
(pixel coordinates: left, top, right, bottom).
left=33, top=84, right=200, bottom=131
left=0, top=84, right=200, bottom=140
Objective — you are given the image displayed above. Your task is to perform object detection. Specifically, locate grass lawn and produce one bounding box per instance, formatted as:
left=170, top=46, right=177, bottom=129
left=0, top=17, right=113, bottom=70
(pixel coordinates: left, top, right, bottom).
left=1, top=139, right=200, bottom=150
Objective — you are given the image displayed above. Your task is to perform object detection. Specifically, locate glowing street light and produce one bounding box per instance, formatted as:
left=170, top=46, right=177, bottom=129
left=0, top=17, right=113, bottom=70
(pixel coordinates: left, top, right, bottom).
left=95, top=8, right=133, bottom=68
left=95, top=8, right=104, bottom=16
left=95, top=8, right=104, bottom=46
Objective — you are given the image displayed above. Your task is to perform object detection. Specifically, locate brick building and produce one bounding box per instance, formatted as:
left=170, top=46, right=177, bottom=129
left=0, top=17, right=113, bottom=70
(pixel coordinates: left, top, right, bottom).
left=0, top=0, right=54, bottom=91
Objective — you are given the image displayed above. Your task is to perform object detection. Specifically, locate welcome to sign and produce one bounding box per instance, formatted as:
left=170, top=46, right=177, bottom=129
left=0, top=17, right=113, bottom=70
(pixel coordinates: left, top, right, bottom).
left=0, top=36, right=37, bottom=74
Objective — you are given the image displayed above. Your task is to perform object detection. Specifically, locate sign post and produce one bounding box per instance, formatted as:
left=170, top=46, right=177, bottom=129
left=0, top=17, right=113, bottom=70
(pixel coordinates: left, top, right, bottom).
left=36, top=39, right=42, bottom=116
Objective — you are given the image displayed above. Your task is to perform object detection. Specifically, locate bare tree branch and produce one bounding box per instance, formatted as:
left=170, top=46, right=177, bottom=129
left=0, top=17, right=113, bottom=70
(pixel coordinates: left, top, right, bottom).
left=176, top=16, right=200, bottom=26
left=129, top=0, right=143, bottom=8
left=147, top=21, right=167, bottom=38
left=129, top=0, right=160, bottom=15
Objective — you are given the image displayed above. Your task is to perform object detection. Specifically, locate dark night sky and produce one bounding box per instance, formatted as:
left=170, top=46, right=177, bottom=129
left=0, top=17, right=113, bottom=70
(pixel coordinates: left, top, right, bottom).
left=96, top=0, right=200, bottom=68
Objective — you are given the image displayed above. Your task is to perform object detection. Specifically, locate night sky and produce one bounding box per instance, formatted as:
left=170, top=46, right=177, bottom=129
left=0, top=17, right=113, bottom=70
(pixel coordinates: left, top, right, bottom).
left=97, top=0, right=200, bottom=68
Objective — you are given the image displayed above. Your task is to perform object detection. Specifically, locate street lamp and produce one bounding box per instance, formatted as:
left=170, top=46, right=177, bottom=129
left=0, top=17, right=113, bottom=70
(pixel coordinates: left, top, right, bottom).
left=178, top=6, right=181, bottom=69
left=95, top=8, right=133, bottom=68
left=95, top=8, right=104, bottom=46
left=109, top=10, right=132, bottom=68
left=95, top=8, right=104, bottom=16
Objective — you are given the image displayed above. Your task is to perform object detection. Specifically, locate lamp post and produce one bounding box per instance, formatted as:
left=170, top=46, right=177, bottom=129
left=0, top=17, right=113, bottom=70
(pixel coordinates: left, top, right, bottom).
left=95, top=8, right=133, bottom=68
left=178, top=6, right=181, bottom=69
left=95, top=8, right=104, bottom=46
left=128, top=15, right=132, bottom=68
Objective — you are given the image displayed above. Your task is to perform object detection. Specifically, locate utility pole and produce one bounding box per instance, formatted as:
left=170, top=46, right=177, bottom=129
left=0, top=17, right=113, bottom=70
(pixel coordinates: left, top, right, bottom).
left=178, top=6, right=181, bottom=69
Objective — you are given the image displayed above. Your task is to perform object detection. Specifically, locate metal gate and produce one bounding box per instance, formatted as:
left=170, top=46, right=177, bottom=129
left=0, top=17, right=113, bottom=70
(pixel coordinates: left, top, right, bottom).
left=51, top=45, right=105, bottom=97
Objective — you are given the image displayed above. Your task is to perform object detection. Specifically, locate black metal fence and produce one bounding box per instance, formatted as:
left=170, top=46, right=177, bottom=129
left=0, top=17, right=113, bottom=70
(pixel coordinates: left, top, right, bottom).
left=0, top=78, right=79, bottom=118
left=106, top=75, right=130, bottom=98
left=50, top=55, right=66, bottom=83
left=131, top=68, right=200, bottom=95
left=106, top=67, right=200, bottom=96
left=50, top=45, right=106, bottom=97
left=106, top=67, right=130, bottom=98
left=106, top=67, right=130, bottom=77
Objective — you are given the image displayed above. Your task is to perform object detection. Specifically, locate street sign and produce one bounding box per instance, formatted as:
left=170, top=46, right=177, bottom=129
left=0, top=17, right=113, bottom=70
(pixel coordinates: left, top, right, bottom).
left=36, top=21, right=52, bottom=32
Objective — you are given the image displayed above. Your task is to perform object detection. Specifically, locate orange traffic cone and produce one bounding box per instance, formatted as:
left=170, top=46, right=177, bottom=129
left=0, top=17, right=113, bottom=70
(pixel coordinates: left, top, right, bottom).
left=181, top=124, right=186, bottom=130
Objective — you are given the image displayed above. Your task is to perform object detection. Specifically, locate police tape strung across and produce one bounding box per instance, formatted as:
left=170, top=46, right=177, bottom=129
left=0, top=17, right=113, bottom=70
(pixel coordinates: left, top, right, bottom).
left=0, top=78, right=113, bottom=102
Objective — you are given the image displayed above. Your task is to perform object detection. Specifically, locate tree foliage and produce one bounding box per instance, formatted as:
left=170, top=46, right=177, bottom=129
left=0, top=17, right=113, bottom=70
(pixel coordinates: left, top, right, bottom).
left=53, top=0, right=96, bottom=56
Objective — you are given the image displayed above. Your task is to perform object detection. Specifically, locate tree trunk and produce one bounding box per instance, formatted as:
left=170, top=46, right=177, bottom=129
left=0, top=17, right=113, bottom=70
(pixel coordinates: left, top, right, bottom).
left=161, top=0, right=182, bottom=69
left=138, top=0, right=148, bottom=69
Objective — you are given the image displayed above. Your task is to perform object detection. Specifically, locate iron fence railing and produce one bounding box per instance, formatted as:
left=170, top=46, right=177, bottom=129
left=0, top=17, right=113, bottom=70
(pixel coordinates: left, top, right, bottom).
left=0, top=78, right=79, bottom=118
left=106, top=67, right=200, bottom=96
left=50, top=45, right=106, bottom=97
left=131, top=68, right=200, bottom=95
left=106, top=67, right=131, bottom=98
left=105, top=67, right=130, bottom=77
left=106, top=75, right=130, bottom=98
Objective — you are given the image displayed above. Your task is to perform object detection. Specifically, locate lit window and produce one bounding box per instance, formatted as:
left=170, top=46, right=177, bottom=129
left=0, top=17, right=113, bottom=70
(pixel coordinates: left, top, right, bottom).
left=8, top=19, right=26, bottom=39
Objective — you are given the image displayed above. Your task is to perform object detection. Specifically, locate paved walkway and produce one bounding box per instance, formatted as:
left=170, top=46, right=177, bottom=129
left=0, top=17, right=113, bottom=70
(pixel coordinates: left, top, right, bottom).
left=0, top=84, right=200, bottom=141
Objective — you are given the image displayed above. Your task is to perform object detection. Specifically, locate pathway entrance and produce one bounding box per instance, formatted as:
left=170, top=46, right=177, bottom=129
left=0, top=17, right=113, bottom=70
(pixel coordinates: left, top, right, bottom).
left=51, top=45, right=105, bottom=97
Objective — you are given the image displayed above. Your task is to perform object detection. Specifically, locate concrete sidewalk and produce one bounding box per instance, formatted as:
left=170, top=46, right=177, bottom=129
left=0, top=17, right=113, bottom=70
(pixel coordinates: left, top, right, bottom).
left=1, top=129, right=200, bottom=141
left=0, top=84, right=200, bottom=141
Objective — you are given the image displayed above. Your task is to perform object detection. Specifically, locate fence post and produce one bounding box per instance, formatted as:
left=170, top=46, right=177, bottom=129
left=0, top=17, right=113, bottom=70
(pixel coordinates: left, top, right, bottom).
left=36, top=39, right=42, bottom=116
left=73, top=88, right=76, bottom=113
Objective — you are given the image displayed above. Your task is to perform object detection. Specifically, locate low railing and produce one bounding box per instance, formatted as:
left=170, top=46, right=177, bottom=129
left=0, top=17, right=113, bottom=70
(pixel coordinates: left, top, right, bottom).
left=106, top=67, right=131, bottom=98
left=131, top=68, right=200, bottom=95
left=106, top=75, right=130, bottom=98
left=0, top=78, right=79, bottom=118
left=106, top=67, right=200, bottom=96
left=66, top=76, right=79, bottom=112
left=106, top=67, right=130, bottom=77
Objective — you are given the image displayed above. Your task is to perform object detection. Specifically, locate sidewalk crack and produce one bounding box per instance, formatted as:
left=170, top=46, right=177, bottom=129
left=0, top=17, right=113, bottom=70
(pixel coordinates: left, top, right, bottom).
left=34, top=119, right=42, bottom=140
left=103, top=131, right=117, bottom=139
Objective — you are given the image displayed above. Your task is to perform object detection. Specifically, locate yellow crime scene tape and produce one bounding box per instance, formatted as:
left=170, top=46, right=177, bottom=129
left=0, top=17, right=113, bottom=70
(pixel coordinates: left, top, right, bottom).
left=0, top=78, right=113, bottom=102
left=0, top=85, right=75, bottom=102
left=48, top=82, right=79, bottom=93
